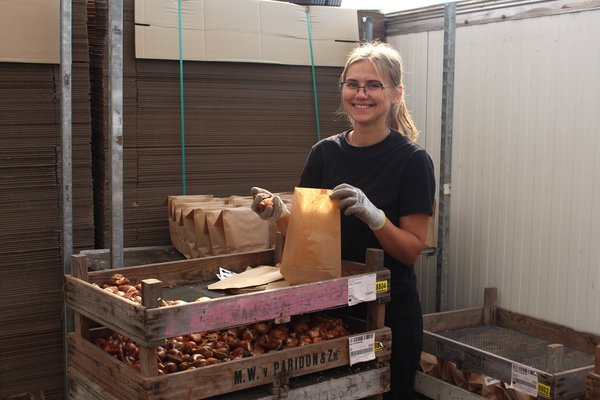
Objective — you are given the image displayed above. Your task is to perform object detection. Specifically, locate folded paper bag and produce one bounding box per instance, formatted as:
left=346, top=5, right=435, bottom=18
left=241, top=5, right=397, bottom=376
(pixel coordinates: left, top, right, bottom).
left=207, top=266, right=283, bottom=290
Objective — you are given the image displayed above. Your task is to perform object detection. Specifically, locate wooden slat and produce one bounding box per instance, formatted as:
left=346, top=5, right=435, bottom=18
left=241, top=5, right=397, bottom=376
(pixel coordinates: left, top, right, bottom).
left=87, top=249, right=275, bottom=285
left=423, top=307, right=483, bottom=333
left=415, top=371, right=484, bottom=400
left=144, top=277, right=352, bottom=340
left=496, top=308, right=600, bottom=353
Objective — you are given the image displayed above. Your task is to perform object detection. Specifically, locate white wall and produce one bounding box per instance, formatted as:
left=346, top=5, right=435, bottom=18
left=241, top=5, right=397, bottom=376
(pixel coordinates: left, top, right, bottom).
left=389, top=7, right=600, bottom=334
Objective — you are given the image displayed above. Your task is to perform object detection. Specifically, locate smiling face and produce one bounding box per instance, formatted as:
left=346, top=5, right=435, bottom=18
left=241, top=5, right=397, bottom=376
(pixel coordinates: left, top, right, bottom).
left=341, top=60, right=401, bottom=133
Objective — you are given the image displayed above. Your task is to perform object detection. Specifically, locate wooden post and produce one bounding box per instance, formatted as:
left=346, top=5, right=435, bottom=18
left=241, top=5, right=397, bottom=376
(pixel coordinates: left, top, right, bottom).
left=546, top=343, right=564, bottom=373
left=595, top=344, right=600, bottom=374
left=587, top=346, right=600, bottom=400
left=71, top=254, right=91, bottom=340
left=365, top=248, right=385, bottom=332
left=274, top=232, right=285, bottom=264
left=141, top=278, right=163, bottom=308
left=483, top=287, right=497, bottom=326
left=270, top=373, right=290, bottom=396
left=139, top=279, right=163, bottom=376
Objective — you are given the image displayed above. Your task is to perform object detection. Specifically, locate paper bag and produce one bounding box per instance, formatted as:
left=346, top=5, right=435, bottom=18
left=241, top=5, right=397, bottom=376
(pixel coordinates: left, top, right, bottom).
left=222, top=207, right=270, bottom=253
left=177, top=200, right=227, bottom=258
left=280, top=187, right=341, bottom=285
left=207, top=266, right=283, bottom=290
left=205, top=209, right=227, bottom=255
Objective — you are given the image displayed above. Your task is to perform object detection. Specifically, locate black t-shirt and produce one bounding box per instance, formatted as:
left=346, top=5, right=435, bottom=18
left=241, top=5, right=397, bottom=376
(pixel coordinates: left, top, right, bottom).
left=299, top=129, right=436, bottom=315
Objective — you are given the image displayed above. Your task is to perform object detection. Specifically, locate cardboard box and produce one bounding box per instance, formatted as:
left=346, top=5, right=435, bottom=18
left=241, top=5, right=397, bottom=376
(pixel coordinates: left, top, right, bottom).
left=0, top=0, right=60, bottom=63
left=134, top=0, right=359, bottom=66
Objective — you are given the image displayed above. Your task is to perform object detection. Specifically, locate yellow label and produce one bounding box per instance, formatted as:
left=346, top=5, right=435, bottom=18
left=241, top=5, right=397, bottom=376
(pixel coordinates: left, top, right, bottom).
left=375, top=280, right=388, bottom=293
left=374, top=341, right=384, bottom=352
left=537, top=383, right=551, bottom=398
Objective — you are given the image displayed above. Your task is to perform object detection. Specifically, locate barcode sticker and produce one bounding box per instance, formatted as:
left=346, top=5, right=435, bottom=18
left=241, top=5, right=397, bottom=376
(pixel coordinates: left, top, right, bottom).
left=348, top=333, right=375, bottom=365
left=347, top=274, right=376, bottom=306
left=509, top=363, right=538, bottom=397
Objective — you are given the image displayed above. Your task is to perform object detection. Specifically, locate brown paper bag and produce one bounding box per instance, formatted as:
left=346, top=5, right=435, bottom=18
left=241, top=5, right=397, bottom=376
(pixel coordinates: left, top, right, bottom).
left=207, top=266, right=283, bottom=290
left=222, top=207, right=270, bottom=253
left=176, top=200, right=227, bottom=258
left=420, top=352, right=441, bottom=378
left=280, top=187, right=341, bottom=285
left=205, top=209, right=228, bottom=255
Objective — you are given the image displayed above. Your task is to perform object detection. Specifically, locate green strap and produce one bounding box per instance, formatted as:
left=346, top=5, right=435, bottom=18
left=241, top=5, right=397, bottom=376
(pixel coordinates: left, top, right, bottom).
left=305, top=10, right=321, bottom=142
left=178, top=0, right=187, bottom=194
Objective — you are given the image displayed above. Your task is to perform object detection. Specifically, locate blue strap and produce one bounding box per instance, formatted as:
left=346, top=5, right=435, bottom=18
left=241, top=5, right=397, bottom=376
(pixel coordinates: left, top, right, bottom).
left=178, top=0, right=187, bottom=194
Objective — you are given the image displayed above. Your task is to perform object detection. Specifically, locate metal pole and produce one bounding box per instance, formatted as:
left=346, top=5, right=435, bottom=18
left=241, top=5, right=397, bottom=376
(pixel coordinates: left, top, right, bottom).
left=109, top=0, right=124, bottom=268
left=61, top=2, right=73, bottom=275
left=361, top=16, right=373, bottom=42
left=60, top=0, right=73, bottom=396
left=436, top=2, right=456, bottom=312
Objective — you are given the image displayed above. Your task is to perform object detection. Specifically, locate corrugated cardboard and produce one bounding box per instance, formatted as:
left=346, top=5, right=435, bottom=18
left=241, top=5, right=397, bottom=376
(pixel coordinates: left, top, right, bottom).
left=0, top=0, right=60, bottom=63
left=134, top=0, right=358, bottom=66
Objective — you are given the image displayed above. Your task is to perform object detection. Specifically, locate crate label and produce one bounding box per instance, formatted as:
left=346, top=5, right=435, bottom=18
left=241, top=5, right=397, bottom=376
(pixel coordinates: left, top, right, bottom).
left=347, top=274, right=376, bottom=306
left=348, top=332, right=375, bottom=366
left=232, top=347, right=340, bottom=385
left=375, top=280, right=388, bottom=293
left=537, top=382, right=551, bottom=398
left=509, top=363, right=538, bottom=397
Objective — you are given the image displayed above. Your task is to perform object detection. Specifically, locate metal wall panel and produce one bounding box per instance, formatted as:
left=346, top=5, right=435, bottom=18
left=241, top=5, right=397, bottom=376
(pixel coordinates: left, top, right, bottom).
left=389, top=31, right=444, bottom=314
left=388, top=8, right=600, bottom=333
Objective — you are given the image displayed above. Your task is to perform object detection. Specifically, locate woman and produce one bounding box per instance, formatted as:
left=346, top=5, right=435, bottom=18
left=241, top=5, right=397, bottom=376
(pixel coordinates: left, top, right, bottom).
left=251, top=41, right=435, bottom=400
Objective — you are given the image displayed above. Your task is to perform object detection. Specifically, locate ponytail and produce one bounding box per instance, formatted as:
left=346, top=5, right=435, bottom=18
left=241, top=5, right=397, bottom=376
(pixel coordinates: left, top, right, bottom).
left=390, top=100, right=419, bottom=142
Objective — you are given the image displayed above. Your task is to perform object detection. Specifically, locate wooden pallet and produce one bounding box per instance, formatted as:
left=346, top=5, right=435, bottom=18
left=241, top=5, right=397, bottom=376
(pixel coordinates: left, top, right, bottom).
left=419, top=288, right=600, bottom=400
left=65, top=247, right=392, bottom=399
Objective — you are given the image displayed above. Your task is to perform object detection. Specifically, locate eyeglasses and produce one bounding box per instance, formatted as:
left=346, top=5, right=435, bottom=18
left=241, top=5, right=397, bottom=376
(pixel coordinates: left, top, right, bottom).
left=340, top=80, right=385, bottom=94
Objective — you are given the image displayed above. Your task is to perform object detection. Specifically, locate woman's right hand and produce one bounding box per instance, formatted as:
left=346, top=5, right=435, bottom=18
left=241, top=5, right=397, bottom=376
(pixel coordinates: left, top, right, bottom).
left=250, top=187, right=289, bottom=222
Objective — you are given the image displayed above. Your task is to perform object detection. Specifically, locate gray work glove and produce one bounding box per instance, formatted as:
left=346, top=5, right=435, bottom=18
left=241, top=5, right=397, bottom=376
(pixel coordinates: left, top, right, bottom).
left=329, top=183, right=386, bottom=230
left=250, top=187, right=290, bottom=222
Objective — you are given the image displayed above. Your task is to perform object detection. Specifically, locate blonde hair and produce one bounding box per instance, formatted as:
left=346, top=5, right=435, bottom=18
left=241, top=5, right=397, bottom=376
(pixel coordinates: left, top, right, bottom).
left=339, top=41, right=419, bottom=141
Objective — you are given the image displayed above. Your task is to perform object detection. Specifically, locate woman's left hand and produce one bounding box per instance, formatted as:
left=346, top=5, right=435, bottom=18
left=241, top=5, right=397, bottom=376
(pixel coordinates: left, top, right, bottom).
left=329, top=183, right=386, bottom=230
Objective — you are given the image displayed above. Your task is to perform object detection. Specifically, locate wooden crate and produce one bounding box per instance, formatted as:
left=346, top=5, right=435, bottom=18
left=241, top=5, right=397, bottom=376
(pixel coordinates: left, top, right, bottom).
left=586, top=346, right=600, bottom=400
left=419, top=288, right=600, bottom=400
left=65, top=247, right=392, bottom=399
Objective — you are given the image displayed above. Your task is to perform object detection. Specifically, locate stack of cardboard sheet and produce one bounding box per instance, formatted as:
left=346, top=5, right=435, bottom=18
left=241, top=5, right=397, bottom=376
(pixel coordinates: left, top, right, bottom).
left=89, top=0, right=353, bottom=248
left=0, top=0, right=93, bottom=397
